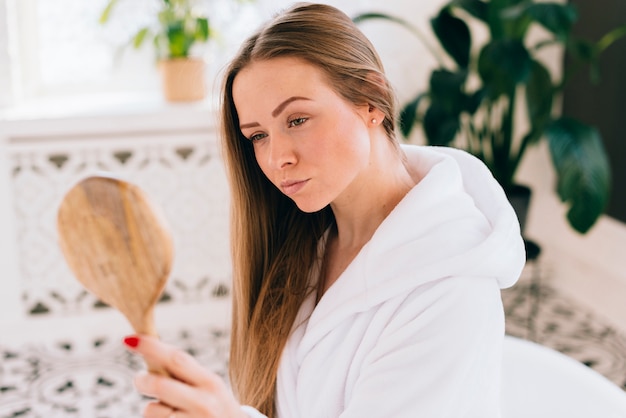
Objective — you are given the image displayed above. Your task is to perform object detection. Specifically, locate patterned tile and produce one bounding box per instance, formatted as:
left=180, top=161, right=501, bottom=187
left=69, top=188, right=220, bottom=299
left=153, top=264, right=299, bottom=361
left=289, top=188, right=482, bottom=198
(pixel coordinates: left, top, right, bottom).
left=0, top=326, right=229, bottom=418
left=503, top=261, right=626, bottom=391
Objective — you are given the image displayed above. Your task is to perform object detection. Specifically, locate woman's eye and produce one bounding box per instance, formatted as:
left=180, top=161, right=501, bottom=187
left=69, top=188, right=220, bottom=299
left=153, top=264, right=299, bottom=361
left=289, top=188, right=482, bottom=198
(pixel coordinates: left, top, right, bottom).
left=288, top=117, right=308, bottom=128
left=249, top=133, right=268, bottom=142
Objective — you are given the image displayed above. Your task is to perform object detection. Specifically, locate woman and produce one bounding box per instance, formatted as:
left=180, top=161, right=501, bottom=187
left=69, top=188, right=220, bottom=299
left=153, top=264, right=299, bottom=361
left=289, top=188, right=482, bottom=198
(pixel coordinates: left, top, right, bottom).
left=123, top=3, right=525, bottom=417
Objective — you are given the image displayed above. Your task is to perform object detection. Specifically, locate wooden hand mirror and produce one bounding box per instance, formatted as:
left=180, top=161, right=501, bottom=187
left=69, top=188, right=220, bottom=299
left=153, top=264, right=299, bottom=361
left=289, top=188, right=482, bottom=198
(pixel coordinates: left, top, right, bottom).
left=57, top=174, right=173, bottom=374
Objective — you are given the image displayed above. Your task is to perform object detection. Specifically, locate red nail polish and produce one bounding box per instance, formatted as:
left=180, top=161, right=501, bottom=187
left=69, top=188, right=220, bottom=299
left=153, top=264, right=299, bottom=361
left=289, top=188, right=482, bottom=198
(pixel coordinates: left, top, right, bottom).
left=123, top=336, right=140, bottom=348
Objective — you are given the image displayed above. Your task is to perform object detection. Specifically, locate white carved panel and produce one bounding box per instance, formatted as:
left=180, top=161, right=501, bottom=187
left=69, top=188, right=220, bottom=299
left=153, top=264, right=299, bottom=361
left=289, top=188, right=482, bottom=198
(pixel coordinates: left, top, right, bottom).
left=9, top=133, right=232, bottom=317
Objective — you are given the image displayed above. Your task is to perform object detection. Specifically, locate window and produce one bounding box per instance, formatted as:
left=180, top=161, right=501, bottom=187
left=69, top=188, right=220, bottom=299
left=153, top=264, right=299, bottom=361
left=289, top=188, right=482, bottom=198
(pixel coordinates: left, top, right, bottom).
left=6, top=0, right=163, bottom=99
left=0, top=0, right=268, bottom=104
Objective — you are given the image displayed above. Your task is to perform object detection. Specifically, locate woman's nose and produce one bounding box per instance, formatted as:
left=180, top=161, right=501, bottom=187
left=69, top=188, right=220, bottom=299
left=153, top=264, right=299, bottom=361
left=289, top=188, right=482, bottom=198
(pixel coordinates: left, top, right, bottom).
left=268, top=132, right=297, bottom=169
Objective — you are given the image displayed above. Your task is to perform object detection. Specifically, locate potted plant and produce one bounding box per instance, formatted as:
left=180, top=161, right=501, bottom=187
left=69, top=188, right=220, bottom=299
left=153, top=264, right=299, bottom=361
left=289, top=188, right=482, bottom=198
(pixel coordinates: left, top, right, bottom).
left=100, top=0, right=212, bottom=102
left=355, top=1, right=626, bottom=235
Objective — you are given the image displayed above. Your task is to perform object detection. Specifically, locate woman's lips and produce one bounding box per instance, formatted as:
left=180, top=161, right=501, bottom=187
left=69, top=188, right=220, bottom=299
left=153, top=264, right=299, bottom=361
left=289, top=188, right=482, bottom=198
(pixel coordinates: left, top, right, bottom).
left=281, top=179, right=309, bottom=196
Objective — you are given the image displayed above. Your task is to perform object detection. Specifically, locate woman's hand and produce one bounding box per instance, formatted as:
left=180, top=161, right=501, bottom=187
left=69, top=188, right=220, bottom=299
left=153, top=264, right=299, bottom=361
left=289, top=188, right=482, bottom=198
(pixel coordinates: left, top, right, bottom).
left=123, top=334, right=247, bottom=418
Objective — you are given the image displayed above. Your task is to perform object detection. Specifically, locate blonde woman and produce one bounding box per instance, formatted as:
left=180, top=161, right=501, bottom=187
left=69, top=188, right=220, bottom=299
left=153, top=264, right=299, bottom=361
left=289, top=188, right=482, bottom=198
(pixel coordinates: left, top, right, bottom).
left=123, top=3, right=525, bottom=417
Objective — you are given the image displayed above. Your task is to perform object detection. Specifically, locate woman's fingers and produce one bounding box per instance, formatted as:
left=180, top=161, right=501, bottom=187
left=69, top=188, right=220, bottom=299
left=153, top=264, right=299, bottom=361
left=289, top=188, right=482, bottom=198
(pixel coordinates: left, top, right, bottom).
left=134, top=370, right=204, bottom=411
left=124, top=335, right=246, bottom=418
left=142, top=400, right=175, bottom=418
left=124, top=334, right=221, bottom=388
left=134, top=370, right=244, bottom=418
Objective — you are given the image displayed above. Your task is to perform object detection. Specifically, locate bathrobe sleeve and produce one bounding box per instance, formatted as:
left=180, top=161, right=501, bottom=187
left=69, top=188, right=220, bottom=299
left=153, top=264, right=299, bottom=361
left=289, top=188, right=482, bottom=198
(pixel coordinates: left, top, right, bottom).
left=340, top=275, right=505, bottom=418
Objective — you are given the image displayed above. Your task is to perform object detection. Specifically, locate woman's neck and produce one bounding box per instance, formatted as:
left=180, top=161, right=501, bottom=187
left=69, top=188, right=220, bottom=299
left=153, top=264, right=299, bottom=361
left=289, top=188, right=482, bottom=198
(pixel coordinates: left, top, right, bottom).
left=330, top=139, right=415, bottom=250
left=318, top=139, right=417, bottom=300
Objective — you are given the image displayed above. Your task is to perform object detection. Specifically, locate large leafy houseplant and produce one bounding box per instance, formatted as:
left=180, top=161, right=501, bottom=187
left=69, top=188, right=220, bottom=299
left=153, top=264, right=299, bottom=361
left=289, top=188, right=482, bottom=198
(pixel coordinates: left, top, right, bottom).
left=355, top=1, right=626, bottom=233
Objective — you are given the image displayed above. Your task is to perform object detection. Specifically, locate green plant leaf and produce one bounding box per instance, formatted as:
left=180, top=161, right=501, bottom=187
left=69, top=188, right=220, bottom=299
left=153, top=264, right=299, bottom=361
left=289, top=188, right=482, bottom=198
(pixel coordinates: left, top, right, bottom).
left=562, top=38, right=601, bottom=83
left=431, top=8, right=471, bottom=68
left=423, top=103, right=460, bottom=146
left=525, top=60, right=553, bottom=143
left=99, top=0, right=119, bottom=24
left=132, top=27, right=151, bottom=49
left=450, top=0, right=488, bottom=22
left=167, top=21, right=192, bottom=58
left=500, top=2, right=576, bottom=40
left=352, top=12, right=421, bottom=35
left=464, top=88, right=485, bottom=114
left=478, top=39, right=531, bottom=98
left=597, top=23, right=626, bottom=53
left=498, top=1, right=533, bottom=40
left=567, top=38, right=595, bottom=61
left=525, top=3, right=577, bottom=41
left=429, top=69, right=467, bottom=114
left=196, top=17, right=210, bottom=41
left=545, top=118, right=610, bottom=233
left=353, top=12, right=397, bottom=25
left=486, top=0, right=508, bottom=40
left=159, top=9, right=176, bottom=26
left=352, top=12, right=443, bottom=65
left=399, top=94, right=426, bottom=138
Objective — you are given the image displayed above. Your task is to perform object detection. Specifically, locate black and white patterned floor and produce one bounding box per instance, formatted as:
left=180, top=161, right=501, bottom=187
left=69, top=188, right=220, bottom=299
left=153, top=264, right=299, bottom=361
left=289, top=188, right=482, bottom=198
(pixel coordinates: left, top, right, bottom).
left=1, top=265, right=625, bottom=417
left=0, top=326, right=230, bottom=418
left=502, top=262, right=626, bottom=391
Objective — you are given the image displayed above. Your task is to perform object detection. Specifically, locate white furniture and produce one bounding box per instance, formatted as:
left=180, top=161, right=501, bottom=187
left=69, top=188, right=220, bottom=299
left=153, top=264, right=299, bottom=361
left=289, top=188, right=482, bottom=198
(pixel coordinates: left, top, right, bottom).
left=502, top=335, right=626, bottom=418
left=0, top=94, right=231, bottom=342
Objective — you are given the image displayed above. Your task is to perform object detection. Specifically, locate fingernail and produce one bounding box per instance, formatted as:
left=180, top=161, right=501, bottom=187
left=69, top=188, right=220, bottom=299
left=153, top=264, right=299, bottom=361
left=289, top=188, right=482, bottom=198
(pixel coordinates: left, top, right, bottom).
left=123, top=336, right=140, bottom=348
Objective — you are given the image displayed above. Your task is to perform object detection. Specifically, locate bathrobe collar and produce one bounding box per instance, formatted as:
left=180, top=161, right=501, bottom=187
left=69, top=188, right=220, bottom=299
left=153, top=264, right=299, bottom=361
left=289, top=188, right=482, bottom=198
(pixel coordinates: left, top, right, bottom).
left=295, top=145, right=525, bottom=357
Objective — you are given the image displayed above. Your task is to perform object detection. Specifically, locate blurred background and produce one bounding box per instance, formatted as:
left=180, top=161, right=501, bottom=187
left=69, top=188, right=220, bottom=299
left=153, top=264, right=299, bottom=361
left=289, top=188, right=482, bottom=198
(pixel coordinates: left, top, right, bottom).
left=0, top=0, right=624, bottom=416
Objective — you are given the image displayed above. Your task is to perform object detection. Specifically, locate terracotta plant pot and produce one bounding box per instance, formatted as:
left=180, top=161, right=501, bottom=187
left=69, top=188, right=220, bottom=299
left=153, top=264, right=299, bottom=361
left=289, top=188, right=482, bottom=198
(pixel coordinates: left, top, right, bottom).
left=159, top=58, right=206, bottom=102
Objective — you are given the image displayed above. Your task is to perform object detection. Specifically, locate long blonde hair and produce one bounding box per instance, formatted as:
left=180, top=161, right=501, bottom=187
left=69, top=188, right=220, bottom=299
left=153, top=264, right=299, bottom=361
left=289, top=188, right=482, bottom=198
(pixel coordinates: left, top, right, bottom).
left=220, top=3, right=398, bottom=416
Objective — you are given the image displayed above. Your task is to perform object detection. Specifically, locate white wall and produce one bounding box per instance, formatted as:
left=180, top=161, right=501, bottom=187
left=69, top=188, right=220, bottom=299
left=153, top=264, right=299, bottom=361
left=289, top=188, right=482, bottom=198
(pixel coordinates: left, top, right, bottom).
left=0, top=0, right=15, bottom=107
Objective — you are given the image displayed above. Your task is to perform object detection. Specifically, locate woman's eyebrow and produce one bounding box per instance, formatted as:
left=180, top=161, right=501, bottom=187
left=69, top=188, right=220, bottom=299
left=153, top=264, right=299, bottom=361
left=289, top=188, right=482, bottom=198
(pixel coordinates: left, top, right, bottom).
left=240, top=96, right=312, bottom=130
left=240, top=122, right=260, bottom=130
left=271, top=96, right=311, bottom=117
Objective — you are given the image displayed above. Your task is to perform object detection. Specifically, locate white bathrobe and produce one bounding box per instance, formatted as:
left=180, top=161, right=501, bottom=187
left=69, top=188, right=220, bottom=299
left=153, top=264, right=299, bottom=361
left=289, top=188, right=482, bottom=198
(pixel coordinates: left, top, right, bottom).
left=243, top=145, right=526, bottom=418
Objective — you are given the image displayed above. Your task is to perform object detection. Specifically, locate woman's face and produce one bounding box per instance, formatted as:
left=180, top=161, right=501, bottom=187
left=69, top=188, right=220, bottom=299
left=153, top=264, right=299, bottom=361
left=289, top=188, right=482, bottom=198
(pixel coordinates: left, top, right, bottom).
left=232, top=57, right=373, bottom=213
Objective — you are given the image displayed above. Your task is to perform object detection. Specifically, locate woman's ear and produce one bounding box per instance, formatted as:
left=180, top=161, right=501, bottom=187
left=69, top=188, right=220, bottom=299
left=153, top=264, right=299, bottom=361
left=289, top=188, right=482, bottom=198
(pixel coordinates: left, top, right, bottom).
left=363, top=71, right=388, bottom=126
left=367, top=104, right=385, bottom=127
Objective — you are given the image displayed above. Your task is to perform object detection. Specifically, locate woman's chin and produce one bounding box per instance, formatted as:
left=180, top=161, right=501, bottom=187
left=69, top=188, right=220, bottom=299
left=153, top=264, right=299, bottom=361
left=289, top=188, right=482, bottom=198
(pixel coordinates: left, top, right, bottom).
left=292, top=198, right=328, bottom=214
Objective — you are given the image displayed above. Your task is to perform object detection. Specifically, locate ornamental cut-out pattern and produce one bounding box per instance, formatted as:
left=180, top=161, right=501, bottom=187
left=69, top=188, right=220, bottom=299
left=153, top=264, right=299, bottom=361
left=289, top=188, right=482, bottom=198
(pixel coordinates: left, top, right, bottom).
left=9, top=134, right=232, bottom=317
left=503, top=261, right=626, bottom=391
left=0, top=324, right=230, bottom=418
